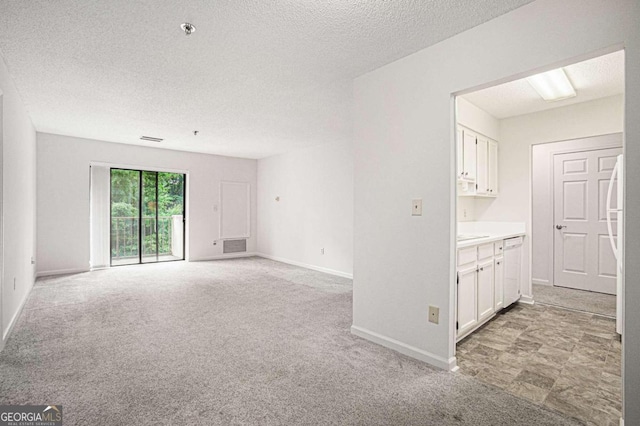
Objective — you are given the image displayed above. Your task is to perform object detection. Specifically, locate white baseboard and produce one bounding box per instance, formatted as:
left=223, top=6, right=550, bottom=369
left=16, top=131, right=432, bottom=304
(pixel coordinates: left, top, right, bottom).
left=256, top=253, right=353, bottom=279
left=350, top=325, right=455, bottom=371
left=532, top=279, right=552, bottom=286
left=36, top=268, right=90, bottom=278
left=519, top=295, right=535, bottom=305
left=2, top=281, right=33, bottom=347
left=189, top=252, right=257, bottom=262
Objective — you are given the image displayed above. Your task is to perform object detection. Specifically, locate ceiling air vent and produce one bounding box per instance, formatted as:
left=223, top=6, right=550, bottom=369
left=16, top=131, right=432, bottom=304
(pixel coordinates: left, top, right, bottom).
left=140, top=136, right=163, bottom=142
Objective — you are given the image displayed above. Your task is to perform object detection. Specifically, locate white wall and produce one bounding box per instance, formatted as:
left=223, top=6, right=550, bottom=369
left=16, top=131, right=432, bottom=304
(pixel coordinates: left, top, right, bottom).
left=476, top=95, right=623, bottom=296
left=457, top=97, right=500, bottom=141
left=36, top=133, right=257, bottom=276
left=352, top=1, right=640, bottom=420
left=0, top=54, right=37, bottom=349
left=257, top=141, right=353, bottom=278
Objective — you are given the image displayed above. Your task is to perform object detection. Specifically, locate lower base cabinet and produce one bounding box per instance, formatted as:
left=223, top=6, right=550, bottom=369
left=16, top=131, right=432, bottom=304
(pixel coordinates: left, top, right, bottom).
left=457, top=240, right=507, bottom=340
left=494, top=256, right=504, bottom=311
left=477, top=260, right=494, bottom=322
left=457, top=265, right=478, bottom=336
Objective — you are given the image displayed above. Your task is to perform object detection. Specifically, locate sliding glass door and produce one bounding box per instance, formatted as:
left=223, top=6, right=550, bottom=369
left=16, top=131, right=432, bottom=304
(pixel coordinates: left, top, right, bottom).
left=110, top=168, right=185, bottom=266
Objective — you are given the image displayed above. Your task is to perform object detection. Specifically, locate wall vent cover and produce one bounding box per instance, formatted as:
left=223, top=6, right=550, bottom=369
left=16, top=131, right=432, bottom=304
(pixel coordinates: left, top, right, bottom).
left=140, top=136, right=164, bottom=142
left=223, top=239, right=247, bottom=254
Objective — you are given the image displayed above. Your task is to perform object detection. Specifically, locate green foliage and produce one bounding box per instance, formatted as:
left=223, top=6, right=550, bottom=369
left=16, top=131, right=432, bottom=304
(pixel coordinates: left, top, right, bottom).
left=111, top=202, right=138, bottom=218
left=110, top=169, right=184, bottom=259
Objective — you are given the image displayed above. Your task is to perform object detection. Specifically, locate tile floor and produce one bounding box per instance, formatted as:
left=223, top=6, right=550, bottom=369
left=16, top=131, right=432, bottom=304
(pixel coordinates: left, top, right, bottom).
left=457, top=303, right=621, bottom=425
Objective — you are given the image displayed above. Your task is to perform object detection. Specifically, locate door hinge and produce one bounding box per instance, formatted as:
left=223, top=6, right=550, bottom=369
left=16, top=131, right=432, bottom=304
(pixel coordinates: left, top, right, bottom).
left=475, top=184, right=478, bottom=190
left=456, top=321, right=459, bottom=330
left=456, top=273, right=459, bottom=284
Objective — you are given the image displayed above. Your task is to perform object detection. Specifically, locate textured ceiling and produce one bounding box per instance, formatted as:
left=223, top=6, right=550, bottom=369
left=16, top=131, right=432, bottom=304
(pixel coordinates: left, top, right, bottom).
left=0, top=0, right=533, bottom=158
left=462, top=50, right=624, bottom=119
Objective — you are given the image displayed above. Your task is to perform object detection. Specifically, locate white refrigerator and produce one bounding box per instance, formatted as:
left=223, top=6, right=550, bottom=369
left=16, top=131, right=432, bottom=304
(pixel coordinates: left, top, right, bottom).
left=606, top=154, right=624, bottom=335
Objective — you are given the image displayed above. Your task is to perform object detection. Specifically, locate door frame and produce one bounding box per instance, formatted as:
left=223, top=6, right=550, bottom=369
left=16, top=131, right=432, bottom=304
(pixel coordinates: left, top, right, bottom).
left=533, top=138, right=623, bottom=288
left=551, top=146, right=622, bottom=292
left=109, top=167, right=187, bottom=267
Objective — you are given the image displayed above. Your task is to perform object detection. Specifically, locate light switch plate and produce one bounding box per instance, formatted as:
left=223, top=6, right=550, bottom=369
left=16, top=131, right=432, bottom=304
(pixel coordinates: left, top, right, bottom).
left=412, top=199, right=423, bottom=216
left=428, top=306, right=439, bottom=324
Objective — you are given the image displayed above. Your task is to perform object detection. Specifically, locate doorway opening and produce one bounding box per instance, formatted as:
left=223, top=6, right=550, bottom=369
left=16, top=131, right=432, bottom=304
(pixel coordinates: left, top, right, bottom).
left=452, top=49, right=624, bottom=424
left=110, top=168, right=186, bottom=266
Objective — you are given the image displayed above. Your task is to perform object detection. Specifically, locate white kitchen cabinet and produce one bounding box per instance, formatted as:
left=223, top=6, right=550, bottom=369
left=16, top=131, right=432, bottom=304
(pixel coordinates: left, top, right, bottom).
left=456, top=236, right=522, bottom=340
left=456, top=127, right=464, bottom=179
left=494, top=256, right=504, bottom=311
left=477, top=243, right=494, bottom=260
left=476, top=137, right=488, bottom=196
left=458, top=246, right=477, bottom=266
left=477, top=259, right=494, bottom=322
left=457, top=125, right=498, bottom=198
left=457, top=265, right=478, bottom=335
left=462, top=129, right=477, bottom=181
left=488, top=140, right=499, bottom=195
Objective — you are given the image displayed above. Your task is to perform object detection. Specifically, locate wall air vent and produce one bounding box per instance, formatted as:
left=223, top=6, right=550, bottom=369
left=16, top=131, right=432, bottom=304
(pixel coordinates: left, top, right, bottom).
left=223, top=239, right=247, bottom=254
left=140, top=136, right=164, bottom=142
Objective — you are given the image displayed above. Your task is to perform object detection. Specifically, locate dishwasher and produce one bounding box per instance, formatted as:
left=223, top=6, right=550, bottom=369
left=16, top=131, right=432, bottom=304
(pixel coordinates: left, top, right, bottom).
left=503, top=236, right=523, bottom=308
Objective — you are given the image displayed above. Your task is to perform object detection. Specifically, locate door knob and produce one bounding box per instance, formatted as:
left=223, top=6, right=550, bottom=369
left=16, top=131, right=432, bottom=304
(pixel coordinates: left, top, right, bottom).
left=555, top=225, right=567, bottom=230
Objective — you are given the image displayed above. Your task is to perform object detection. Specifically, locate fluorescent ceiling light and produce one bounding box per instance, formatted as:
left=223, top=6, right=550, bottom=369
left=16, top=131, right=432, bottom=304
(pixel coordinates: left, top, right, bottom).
left=526, top=68, right=576, bottom=101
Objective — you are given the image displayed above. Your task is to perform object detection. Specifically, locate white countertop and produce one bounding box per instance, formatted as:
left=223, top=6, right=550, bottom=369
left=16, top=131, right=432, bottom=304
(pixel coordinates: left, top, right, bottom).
left=457, top=232, right=525, bottom=249
left=457, top=221, right=526, bottom=249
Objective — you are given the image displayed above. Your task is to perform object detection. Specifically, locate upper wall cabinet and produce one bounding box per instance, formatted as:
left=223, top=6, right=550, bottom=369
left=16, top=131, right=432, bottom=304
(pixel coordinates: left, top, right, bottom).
left=457, top=125, right=498, bottom=198
left=457, top=127, right=477, bottom=181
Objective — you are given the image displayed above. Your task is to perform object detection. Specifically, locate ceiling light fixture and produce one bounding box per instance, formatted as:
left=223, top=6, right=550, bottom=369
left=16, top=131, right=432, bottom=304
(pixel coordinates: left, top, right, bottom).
left=180, top=22, right=196, bottom=36
left=526, top=68, right=576, bottom=102
left=140, top=136, right=163, bottom=143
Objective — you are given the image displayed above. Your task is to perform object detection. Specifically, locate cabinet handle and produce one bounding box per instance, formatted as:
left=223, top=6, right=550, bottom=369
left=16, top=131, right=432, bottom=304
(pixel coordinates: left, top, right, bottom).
left=480, top=267, right=484, bottom=271
left=496, top=262, right=501, bottom=265
left=464, top=172, right=468, bottom=176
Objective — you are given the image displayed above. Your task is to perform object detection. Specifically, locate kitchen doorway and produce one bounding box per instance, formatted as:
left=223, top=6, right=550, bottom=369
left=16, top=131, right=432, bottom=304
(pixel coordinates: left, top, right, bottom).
left=110, top=168, right=186, bottom=266
left=453, top=49, right=625, bottom=424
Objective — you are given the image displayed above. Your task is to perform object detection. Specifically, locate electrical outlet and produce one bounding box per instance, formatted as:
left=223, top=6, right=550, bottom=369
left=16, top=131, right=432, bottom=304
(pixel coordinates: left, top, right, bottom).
left=320, top=248, right=325, bottom=255
left=428, top=306, right=439, bottom=324
left=412, top=199, right=423, bottom=216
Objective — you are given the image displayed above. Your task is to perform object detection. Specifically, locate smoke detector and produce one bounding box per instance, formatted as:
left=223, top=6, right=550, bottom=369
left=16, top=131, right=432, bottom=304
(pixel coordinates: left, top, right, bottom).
left=180, top=23, right=196, bottom=36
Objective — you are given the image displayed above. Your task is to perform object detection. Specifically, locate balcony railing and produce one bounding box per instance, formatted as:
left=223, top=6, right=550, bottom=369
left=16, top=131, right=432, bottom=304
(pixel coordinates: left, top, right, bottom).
left=111, top=215, right=183, bottom=262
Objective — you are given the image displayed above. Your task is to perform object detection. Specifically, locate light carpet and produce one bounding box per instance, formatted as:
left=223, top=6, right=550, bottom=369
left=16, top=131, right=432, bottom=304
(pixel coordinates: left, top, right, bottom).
left=533, top=284, right=616, bottom=318
left=0, top=257, right=581, bottom=425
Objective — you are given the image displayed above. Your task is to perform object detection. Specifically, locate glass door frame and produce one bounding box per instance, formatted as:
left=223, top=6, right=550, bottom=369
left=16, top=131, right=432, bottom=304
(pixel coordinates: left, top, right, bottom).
left=109, top=167, right=187, bottom=266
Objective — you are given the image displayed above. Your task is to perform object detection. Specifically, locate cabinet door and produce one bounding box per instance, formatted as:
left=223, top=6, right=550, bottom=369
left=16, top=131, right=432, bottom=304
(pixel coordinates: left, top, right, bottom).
left=477, top=260, right=494, bottom=322
left=488, top=140, right=498, bottom=196
left=457, top=265, right=478, bottom=335
left=476, top=137, right=488, bottom=195
left=494, top=256, right=504, bottom=311
left=457, top=127, right=464, bottom=179
left=462, top=130, right=477, bottom=180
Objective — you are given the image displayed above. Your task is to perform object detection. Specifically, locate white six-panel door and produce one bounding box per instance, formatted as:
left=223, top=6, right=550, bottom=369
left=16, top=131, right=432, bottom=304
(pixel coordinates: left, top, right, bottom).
left=553, top=148, right=622, bottom=294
